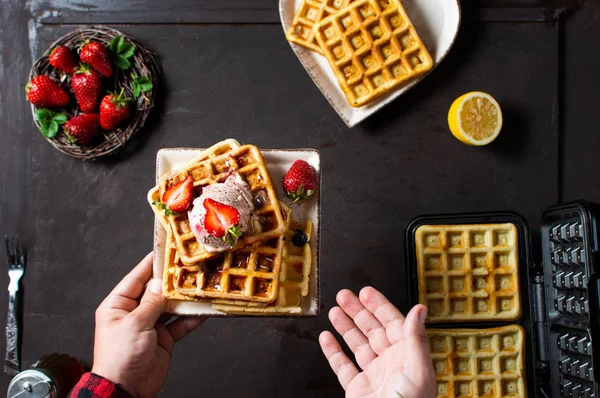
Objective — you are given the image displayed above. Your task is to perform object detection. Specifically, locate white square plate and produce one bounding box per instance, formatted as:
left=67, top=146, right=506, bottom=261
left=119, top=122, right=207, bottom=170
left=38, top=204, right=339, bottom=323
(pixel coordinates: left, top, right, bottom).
left=152, top=147, right=321, bottom=317
left=279, top=0, right=461, bottom=127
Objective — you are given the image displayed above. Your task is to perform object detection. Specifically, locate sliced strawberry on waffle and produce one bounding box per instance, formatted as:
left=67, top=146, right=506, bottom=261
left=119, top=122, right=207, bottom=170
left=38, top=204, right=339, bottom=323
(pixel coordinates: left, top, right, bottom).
left=203, top=198, right=243, bottom=247
left=162, top=176, right=194, bottom=213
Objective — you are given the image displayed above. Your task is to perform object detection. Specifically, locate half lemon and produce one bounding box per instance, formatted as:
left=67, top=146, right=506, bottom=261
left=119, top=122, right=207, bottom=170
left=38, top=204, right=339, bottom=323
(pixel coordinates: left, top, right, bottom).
left=448, top=92, right=503, bottom=146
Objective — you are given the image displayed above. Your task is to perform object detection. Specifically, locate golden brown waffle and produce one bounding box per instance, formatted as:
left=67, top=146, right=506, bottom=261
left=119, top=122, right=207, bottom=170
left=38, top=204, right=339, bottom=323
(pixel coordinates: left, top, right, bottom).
left=415, top=223, right=522, bottom=323
left=147, top=139, right=243, bottom=231
left=212, top=219, right=313, bottom=314
left=162, top=229, right=201, bottom=302
left=286, top=0, right=358, bottom=54
left=160, top=203, right=290, bottom=303
left=427, top=325, right=526, bottom=398
left=153, top=144, right=286, bottom=266
left=314, top=0, right=433, bottom=107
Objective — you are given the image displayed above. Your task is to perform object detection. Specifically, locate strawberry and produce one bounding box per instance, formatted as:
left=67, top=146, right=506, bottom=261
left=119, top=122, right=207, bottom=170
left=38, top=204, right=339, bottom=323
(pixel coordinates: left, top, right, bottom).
left=203, top=198, right=242, bottom=246
left=283, top=160, right=318, bottom=203
left=49, top=45, right=79, bottom=74
left=64, top=113, right=100, bottom=145
left=99, top=89, right=131, bottom=130
left=162, top=176, right=194, bottom=213
left=25, top=75, right=69, bottom=108
left=72, top=64, right=102, bottom=113
left=79, top=41, right=113, bottom=77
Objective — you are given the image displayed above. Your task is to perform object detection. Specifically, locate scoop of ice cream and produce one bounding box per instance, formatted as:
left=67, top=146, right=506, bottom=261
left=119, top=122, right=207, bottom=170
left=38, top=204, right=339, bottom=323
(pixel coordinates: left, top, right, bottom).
left=188, top=173, right=254, bottom=253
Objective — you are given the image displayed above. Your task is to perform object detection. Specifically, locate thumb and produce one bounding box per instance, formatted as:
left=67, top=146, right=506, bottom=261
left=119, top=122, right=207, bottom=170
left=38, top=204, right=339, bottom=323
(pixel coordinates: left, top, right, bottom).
left=403, top=304, right=428, bottom=345
left=130, top=278, right=166, bottom=331
left=403, top=304, right=436, bottom=392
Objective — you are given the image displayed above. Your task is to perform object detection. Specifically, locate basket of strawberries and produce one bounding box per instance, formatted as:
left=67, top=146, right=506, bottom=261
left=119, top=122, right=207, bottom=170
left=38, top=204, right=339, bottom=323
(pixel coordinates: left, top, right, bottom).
left=26, top=26, right=160, bottom=159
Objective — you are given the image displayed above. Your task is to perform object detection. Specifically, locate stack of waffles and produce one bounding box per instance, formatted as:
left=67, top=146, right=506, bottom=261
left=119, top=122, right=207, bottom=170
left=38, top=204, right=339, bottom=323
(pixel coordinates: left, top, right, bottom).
left=286, top=0, right=433, bottom=107
left=414, top=223, right=527, bottom=397
left=147, top=139, right=313, bottom=314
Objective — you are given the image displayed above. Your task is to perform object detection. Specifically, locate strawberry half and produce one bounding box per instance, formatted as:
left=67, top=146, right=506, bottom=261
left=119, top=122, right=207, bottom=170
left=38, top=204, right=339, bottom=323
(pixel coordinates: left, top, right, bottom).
left=203, top=198, right=242, bottom=247
left=283, top=160, right=318, bottom=203
left=162, top=176, right=194, bottom=213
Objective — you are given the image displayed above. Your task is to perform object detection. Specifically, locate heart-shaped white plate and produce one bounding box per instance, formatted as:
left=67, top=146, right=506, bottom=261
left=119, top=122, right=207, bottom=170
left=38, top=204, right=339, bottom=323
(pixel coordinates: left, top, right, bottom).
left=280, top=0, right=461, bottom=127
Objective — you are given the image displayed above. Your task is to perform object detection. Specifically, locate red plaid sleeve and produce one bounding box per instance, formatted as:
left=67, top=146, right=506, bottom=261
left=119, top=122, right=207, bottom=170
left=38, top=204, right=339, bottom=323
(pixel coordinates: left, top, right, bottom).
left=68, top=372, right=132, bottom=398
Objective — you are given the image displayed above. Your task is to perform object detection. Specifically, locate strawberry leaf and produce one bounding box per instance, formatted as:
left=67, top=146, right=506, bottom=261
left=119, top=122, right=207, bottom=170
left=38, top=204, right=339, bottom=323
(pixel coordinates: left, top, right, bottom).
left=35, top=108, right=53, bottom=122
left=118, top=42, right=135, bottom=59
left=109, top=36, right=122, bottom=54
left=48, top=121, right=59, bottom=138
left=53, top=113, right=67, bottom=124
left=65, top=132, right=76, bottom=144
left=110, top=36, right=135, bottom=70
left=114, top=55, right=131, bottom=70
left=131, top=76, right=153, bottom=98
left=40, top=120, right=51, bottom=137
left=36, top=108, right=66, bottom=138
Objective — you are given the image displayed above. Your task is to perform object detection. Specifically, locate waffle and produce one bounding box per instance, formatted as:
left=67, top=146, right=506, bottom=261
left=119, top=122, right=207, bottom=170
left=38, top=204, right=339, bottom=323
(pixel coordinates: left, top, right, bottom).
left=152, top=144, right=286, bottom=266
left=427, top=325, right=526, bottom=398
left=212, top=219, right=313, bottom=314
left=161, top=203, right=290, bottom=303
left=314, top=0, right=433, bottom=107
left=415, top=223, right=522, bottom=323
left=148, top=139, right=243, bottom=232
left=286, top=0, right=358, bottom=54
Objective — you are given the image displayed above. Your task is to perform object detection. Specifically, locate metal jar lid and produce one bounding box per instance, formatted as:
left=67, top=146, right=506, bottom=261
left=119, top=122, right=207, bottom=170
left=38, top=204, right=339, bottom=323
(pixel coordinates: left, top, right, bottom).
left=7, top=369, right=57, bottom=398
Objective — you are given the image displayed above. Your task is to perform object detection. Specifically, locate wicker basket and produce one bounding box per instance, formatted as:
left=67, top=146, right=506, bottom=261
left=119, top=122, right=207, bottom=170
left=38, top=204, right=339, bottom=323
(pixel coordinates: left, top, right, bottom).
left=29, top=26, right=160, bottom=159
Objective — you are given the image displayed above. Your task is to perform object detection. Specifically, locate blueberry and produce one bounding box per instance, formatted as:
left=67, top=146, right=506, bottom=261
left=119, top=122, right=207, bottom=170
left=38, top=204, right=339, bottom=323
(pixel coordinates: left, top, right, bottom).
left=292, top=230, right=308, bottom=247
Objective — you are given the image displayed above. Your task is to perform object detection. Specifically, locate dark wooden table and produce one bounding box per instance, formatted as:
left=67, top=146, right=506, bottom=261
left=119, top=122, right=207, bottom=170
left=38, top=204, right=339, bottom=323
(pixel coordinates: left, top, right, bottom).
left=1, top=1, right=599, bottom=396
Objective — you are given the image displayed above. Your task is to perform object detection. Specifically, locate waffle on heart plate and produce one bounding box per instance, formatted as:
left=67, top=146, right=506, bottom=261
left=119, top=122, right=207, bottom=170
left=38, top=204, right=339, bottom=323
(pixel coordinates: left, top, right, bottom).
left=147, top=139, right=320, bottom=316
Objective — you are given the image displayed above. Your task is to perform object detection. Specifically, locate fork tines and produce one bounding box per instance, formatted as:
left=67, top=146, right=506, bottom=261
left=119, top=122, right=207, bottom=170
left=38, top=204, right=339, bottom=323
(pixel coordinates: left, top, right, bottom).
left=5, top=236, right=25, bottom=268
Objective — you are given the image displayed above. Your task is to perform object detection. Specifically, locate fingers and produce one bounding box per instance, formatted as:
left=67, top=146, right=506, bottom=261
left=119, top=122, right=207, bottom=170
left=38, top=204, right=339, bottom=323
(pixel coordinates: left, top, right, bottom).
left=129, top=278, right=166, bottom=330
left=358, top=286, right=406, bottom=344
left=167, top=316, right=207, bottom=343
left=319, top=331, right=359, bottom=391
left=328, top=307, right=377, bottom=369
left=336, top=289, right=391, bottom=355
left=104, top=253, right=154, bottom=307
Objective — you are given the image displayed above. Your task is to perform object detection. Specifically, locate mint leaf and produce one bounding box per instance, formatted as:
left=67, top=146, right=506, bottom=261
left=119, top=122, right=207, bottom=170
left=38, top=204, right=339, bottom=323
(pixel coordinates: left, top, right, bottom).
left=35, top=108, right=53, bottom=122
left=48, top=121, right=59, bottom=138
left=114, top=55, right=131, bottom=70
left=53, top=113, right=67, bottom=124
left=153, top=200, right=178, bottom=217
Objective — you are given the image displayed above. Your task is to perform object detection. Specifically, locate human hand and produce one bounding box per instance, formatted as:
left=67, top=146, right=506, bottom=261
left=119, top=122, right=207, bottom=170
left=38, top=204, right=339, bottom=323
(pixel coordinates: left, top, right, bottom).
left=319, top=287, right=436, bottom=398
left=92, top=252, right=206, bottom=397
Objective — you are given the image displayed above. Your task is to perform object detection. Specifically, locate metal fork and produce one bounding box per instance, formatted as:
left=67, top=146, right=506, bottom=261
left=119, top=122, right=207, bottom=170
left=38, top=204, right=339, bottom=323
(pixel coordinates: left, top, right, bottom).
left=5, top=236, right=25, bottom=376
